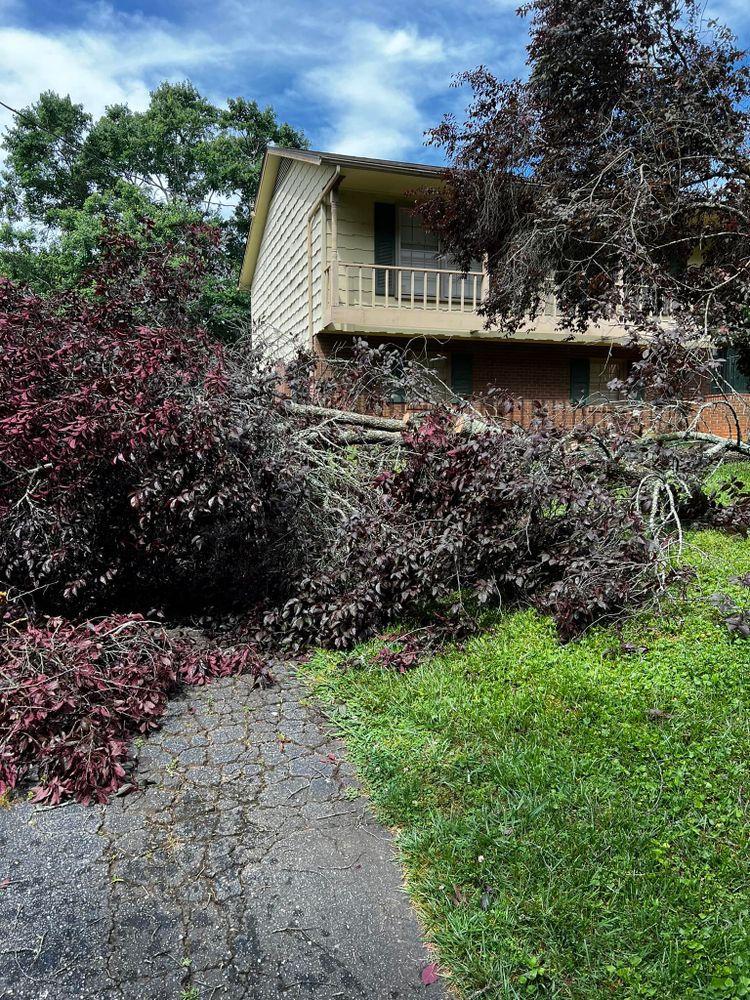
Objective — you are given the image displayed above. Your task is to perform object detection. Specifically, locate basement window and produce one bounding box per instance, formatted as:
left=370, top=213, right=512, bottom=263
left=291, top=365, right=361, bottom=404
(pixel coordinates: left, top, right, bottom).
left=570, top=358, right=627, bottom=403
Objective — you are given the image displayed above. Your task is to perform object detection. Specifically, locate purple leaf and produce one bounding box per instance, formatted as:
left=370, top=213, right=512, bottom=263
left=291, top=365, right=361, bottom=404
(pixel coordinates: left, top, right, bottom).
left=421, top=963, right=439, bottom=986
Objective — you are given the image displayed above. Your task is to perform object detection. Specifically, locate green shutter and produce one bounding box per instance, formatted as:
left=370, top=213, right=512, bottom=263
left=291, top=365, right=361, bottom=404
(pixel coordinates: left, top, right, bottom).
left=451, top=353, right=474, bottom=397
left=570, top=359, right=590, bottom=402
left=374, top=202, right=396, bottom=296
left=715, top=348, right=750, bottom=393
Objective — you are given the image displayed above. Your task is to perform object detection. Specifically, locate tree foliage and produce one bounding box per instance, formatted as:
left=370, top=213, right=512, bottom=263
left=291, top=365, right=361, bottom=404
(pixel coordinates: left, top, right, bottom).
left=2, top=222, right=749, bottom=804
left=418, top=0, right=750, bottom=381
left=0, top=608, right=269, bottom=805
left=0, top=222, right=318, bottom=615
left=0, top=83, right=308, bottom=337
left=272, top=406, right=740, bottom=649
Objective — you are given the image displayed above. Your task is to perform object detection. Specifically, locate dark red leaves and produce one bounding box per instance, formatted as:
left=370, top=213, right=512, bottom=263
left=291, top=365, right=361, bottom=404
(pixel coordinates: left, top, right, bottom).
left=275, top=407, right=673, bottom=648
left=0, top=224, right=304, bottom=616
left=373, top=634, right=423, bottom=673
left=0, top=607, right=269, bottom=804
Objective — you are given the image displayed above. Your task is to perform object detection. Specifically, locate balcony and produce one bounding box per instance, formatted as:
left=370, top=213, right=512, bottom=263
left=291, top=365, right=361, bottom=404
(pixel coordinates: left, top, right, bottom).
left=323, top=261, right=485, bottom=337
left=321, top=262, right=669, bottom=344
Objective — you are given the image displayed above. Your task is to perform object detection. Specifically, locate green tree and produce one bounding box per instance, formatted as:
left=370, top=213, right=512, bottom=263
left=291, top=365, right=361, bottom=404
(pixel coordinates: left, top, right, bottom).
left=0, top=82, right=308, bottom=337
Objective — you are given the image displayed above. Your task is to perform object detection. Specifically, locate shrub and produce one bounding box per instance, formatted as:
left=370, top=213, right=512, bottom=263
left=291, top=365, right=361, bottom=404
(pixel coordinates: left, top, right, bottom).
left=273, top=411, right=679, bottom=647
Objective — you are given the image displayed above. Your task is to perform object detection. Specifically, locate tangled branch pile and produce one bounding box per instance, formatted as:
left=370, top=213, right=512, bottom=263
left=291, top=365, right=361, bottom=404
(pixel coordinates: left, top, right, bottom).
left=275, top=398, right=750, bottom=648
left=0, top=226, right=322, bottom=615
left=1, top=221, right=749, bottom=803
left=0, top=603, right=268, bottom=804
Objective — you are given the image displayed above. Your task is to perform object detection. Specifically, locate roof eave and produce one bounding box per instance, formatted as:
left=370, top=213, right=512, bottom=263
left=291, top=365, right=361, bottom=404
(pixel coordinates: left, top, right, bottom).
left=238, top=149, right=283, bottom=290
left=238, top=146, right=447, bottom=291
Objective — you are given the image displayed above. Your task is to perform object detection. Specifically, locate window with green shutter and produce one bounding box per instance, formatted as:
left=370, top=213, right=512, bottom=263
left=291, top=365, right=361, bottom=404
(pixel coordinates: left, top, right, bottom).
left=451, top=353, right=474, bottom=397
left=570, top=358, right=590, bottom=402
left=714, top=348, right=750, bottom=393
left=373, top=202, right=396, bottom=296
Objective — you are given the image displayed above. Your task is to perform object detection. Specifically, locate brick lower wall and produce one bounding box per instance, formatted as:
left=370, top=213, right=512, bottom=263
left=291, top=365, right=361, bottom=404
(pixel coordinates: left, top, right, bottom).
left=691, top=396, right=750, bottom=440
left=491, top=395, right=750, bottom=439
left=316, top=332, right=637, bottom=401
left=314, top=334, right=750, bottom=442
left=453, top=340, right=635, bottom=399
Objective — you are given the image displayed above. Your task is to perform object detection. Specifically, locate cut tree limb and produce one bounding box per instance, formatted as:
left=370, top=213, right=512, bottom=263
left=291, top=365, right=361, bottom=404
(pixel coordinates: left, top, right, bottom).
left=647, top=431, right=750, bottom=457
left=283, top=401, right=408, bottom=433
left=285, top=400, right=750, bottom=456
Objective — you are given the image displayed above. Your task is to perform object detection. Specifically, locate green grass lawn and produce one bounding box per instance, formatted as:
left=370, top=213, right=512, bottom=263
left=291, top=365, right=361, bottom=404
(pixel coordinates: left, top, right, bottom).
left=706, top=460, right=750, bottom=506
left=304, top=528, right=750, bottom=999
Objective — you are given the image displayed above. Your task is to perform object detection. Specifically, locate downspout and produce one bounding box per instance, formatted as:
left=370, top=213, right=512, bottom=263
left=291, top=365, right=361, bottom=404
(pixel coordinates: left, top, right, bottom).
left=330, top=182, right=339, bottom=274
left=307, top=166, right=341, bottom=344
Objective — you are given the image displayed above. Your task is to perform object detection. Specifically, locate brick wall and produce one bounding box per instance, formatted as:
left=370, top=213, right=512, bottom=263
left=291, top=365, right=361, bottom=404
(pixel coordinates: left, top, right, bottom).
left=468, top=340, right=636, bottom=399
left=490, top=395, right=750, bottom=440
left=316, top=333, right=637, bottom=400
left=314, top=333, right=750, bottom=442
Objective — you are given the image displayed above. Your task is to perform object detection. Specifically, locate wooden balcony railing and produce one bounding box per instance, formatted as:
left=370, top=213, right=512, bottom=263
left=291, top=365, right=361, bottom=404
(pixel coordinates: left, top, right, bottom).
left=538, top=283, right=674, bottom=324
left=326, top=261, right=486, bottom=314
left=323, top=262, right=676, bottom=330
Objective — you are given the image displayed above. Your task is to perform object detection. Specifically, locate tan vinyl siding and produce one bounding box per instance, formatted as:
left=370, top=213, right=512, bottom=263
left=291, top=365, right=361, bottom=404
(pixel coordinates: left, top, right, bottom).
left=251, top=159, right=335, bottom=352
left=335, top=190, right=380, bottom=305
left=337, top=190, right=377, bottom=265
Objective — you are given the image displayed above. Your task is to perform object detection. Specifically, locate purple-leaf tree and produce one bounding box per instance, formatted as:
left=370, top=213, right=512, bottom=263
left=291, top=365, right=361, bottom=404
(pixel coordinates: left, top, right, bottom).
left=418, top=0, right=750, bottom=393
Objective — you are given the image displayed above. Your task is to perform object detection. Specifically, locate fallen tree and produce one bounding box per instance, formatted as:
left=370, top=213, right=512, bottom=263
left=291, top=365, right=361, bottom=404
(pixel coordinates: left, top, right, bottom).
left=1, top=222, right=749, bottom=804
left=1, top=231, right=746, bottom=631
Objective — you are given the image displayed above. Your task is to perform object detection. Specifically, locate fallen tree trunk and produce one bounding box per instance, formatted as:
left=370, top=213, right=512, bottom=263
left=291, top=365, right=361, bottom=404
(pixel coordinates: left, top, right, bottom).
left=283, top=401, right=408, bottom=433
left=285, top=400, right=750, bottom=457
left=647, top=431, right=750, bottom=458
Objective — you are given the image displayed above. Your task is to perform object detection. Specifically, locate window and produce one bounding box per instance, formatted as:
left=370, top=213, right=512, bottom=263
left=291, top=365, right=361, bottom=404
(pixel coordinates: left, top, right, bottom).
left=714, top=348, right=749, bottom=394
left=384, top=347, right=453, bottom=404
left=402, top=351, right=472, bottom=401
left=570, top=358, right=627, bottom=403
left=426, top=354, right=452, bottom=399
left=451, top=353, right=474, bottom=397
left=397, top=208, right=480, bottom=301
left=589, top=358, right=627, bottom=401
left=399, top=207, right=441, bottom=298
left=373, top=204, right=481, bottom=301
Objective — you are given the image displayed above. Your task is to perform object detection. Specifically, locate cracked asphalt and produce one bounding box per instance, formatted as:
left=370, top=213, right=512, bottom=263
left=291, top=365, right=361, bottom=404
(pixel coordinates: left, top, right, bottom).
left=0, top=665, right=445, bottom=1000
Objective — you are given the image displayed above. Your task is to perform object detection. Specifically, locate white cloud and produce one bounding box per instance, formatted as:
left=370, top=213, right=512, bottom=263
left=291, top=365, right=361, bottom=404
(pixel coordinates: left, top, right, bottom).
left=0, top=0, right=535, bottom=169
left=0, top=6, right=224, bottom=140
left=301, top=22, right=461, bottom=160
left=2, top=0, right=744, bottom=174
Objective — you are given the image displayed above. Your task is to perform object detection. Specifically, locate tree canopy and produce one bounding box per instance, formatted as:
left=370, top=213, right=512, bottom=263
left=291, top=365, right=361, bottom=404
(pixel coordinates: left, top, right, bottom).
left=0, top=82, right=308, bottom=338
left=419, top=0, right=750, bottom=386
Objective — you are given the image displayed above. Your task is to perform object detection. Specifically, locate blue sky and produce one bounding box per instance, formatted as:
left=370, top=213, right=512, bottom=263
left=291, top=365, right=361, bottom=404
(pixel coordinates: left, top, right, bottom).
left=1, top=0, right=749, bottom=164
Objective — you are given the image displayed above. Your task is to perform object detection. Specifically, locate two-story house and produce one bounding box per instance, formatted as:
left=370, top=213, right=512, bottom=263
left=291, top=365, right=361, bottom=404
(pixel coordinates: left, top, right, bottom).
left=239, top=146, right=748, bottom=408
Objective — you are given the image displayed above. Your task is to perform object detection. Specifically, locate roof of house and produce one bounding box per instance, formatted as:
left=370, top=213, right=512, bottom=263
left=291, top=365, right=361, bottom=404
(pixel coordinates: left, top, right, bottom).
left=238, top=146, right=447, bottom=289
left=266, top=146, right=446, bottom=177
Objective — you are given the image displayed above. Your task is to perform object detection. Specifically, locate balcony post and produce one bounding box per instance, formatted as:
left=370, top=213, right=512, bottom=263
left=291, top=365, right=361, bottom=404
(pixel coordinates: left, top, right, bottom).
left=330, top=187, right=339, bottom=264
left=330, top=185, right=339, bottom=309
left=481, top=254, right=489, bottom=311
